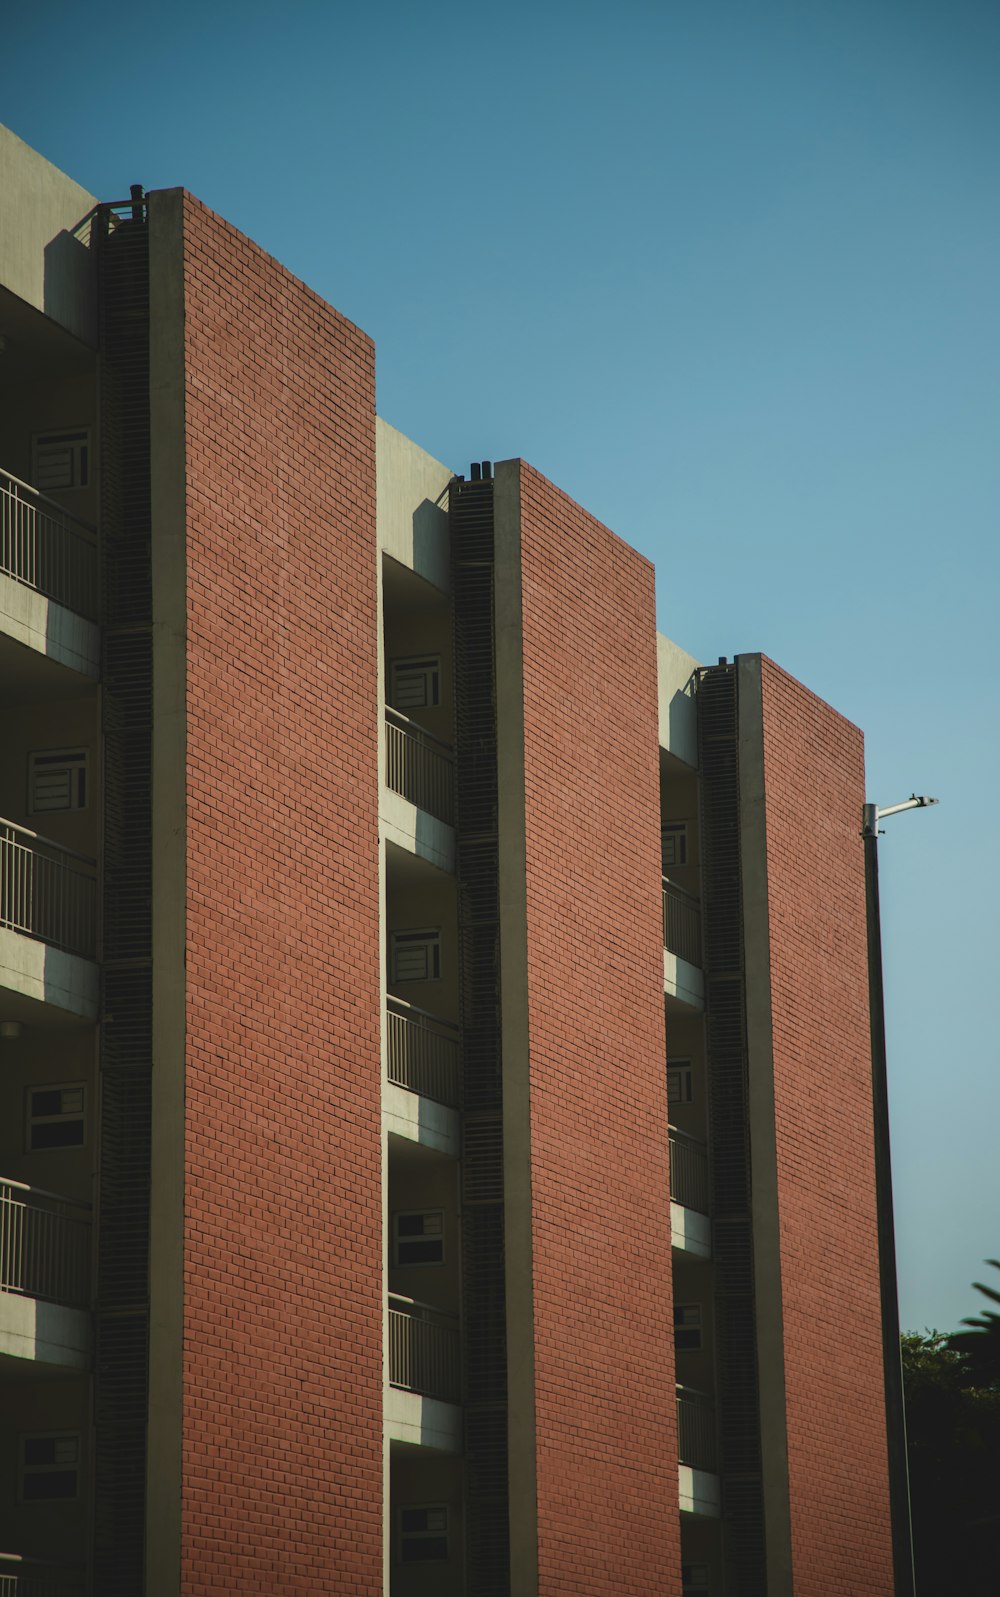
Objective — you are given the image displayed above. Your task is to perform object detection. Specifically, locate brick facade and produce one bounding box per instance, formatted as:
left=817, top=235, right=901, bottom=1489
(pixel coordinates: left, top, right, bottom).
left=516, top=463, right=681, bottom=1595
left=177, top=194, right=382, bottom=1593
left=759, top=657, right=894, bottom=1595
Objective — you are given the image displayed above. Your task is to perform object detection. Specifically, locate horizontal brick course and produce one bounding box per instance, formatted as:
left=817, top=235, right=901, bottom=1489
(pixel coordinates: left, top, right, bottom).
left=759, top=656, right=893, bottom=1595
left=516, top=463, right=681, bottom=1596
left=177, top=192, right=381, bottom=1594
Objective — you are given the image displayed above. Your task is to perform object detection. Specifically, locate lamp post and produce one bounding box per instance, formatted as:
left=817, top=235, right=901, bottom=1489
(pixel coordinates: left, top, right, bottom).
left=862, top=794, right=937, bottom=1597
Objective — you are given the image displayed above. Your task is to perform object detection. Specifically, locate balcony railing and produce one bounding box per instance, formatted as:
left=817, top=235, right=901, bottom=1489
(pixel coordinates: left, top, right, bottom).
left=668, top=1125, right=709, bottom=1215
left=0, top=1179, right=91, bottom=1308
left=0, top=1557, right=86, bottom=1597
left=385, top=707, right=455, bottom=826
left=1, top=468, right=98, bottom=621
left=388, top=1294, right=461, bottom=1404
left=663, top=878, right=702, bottom=967
left=386, top=996, right=462, bottom=1109
left=0, top=817, right=97, bottom=959
left=677, top=1386, right=717, bottom=1472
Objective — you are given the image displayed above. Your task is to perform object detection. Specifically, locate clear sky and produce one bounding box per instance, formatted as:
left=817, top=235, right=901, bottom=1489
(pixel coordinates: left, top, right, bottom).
left=5, top=0, right=998, bottom=1333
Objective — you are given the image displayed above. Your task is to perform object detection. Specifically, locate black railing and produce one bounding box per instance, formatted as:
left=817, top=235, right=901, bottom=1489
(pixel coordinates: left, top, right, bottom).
left=668, top=1126, right=709, bottom=1215
left=388, top=1295, right=461, bottom=1403
left=386, top=997, right=462, bottom=1108
left=385, top=708, right=455, bottom=825
left=663, top=878, right=702, bottom=966
left=677, top=1386, right=717, bottom=1471
left=0, top=1554, right=86, bottom=1596
left=0, top=468, right=98, bottom=620
left=0, top=818, right=97, bottom=959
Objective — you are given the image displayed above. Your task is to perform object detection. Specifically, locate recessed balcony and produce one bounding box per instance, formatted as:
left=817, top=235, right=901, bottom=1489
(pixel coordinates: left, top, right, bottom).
left=0, top=1177, right=91, bottom=1367
left=663, top=878, right=704, bottom=1010
left=677, top=1385, right=720, bottom=1517
left=386, top=997, right=461, bottom=1109
left=1, top=468, right=99, bottom=679
left=0, top=819, right=98, bottom=1020
left=0, top=1553, right=86, bottom=1596
left=669, top=1125, right=711, bottom=1258
left=385, top=1293, right=462, bottom=1454
left=382, top=710, right=455, bottom=872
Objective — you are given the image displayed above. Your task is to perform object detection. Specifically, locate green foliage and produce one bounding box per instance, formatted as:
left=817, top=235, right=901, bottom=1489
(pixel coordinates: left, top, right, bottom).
left=902, top=1273, right=1000, bottom=1593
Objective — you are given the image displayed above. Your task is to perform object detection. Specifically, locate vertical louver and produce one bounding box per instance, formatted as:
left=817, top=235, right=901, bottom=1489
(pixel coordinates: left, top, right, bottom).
left=94, top=199, right=154, bottom=1595
left=451, top=474, right=510, bottom=1595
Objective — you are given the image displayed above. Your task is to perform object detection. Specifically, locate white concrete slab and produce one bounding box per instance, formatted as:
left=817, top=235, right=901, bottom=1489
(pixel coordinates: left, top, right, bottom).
left=664, top=949, right=705, bottom=1010
left=671, top=1201, right=712, bottom=1259
left=384, top=1387, right=462, bottom=1454
left=679, top=1464, right=721, bottom=1517
left=381, top=787, right=456, bottom=875
left=0, top=572, right=99, bottom=677
left=383, top=1082, right=460, bottom=1160
left=0, top=1292, right=90, bottom=1368
left=0, top=927, right=98, bottom=1020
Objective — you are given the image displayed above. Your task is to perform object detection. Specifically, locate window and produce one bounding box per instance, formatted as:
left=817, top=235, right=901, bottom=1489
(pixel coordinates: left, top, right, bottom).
left=390, top=929, right=441, bottom=984
left=667, top=1059, right=694, bottom=1107
left=662, top=820, right=688, bottom=868
left=682, top=1565, right=710, bottom=1597
left=26, top=1084, right=86, bottom=1151
left=393, top=1210, right=445, bottom=1267
left=674, top=1303, right=702, bottom=1352
left=390, top=655, right=441, bottom=711
left=31, top=430, right=90, bottom=492
left=28, top=749, right=88, bottom=814
left=19, top=1433, right=80, bottom=1502
left=399, top=1504, right=449, bottom=1562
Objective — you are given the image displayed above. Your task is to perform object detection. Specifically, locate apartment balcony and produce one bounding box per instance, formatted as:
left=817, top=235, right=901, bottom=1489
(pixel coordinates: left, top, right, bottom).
left=663, top=878, right=704, bottom=1011
left=677, top=1386, right=720, bottom=1518
left=387, top=997, right=461, bottom=1108
left=0, top=468, right=99, bottom=679
left=0, top=820, right=98, bottom=1020
left=385, top=1294, right=462, bottom=1454
left=0, top=1178, right=91, bottom=1368
left=0, top=1555, right=86, bottom=1596
left=382, top=708, right=455, bottom=872
left=670, top=1126, right=711, bottom=1258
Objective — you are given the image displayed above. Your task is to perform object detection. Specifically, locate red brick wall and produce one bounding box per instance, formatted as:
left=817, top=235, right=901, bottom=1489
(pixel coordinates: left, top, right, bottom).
left=177, top=193, right=381, bottom=1592
left=515, top=463, right=681, bottom=1595
left=758, top=657, right=893, bottom=1594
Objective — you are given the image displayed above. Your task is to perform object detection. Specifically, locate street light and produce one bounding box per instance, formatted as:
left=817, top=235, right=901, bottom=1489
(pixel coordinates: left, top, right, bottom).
left=863, top=792, right=938, bottom=1597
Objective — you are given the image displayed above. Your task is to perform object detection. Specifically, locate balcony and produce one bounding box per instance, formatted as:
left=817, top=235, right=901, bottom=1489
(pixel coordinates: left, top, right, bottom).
left=676, top=1386, right=716, bottom=1472
left=0, top=1556, right=86, bottom=1597
left=388, top=1294, right=461, bottom=1404
left=386, top=997, right=461, bottom=1110
left=1, top=1179, right=91, bottom=1310
left=663, top=878, right=703, bottom=1011
left=0, top=819, right=97, bottom=961
left=669, top=1126, right=709, bottom=1214
left=384, top=707, right=455, bottom=827
left=1, top=468, right=98, bottom=621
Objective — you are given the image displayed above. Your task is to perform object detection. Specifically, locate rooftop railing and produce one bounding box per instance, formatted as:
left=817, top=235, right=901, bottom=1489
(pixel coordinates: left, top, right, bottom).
left=0, top=1557, right=86, bottom=1597
left=676, top=1385, right=717, bottom=1472
left=388, top=1294, right=461, bottom=1404
left=0, top=468, right=98, bottom=622
left=0, top=817, right=97, bottom=960
left=386, top=996, right=462, bottom=1109
left=668, top=1125, right=710, bottom=1215
left=385, top=707, right=455, bottom=826
left=663, top=878, right=702, bottom=967
left=0, top=1179, right=91, bottom=1309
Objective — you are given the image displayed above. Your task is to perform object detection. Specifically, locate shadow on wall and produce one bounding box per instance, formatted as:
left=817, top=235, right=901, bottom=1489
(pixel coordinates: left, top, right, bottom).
left=42, top=223, right=97, bottom=346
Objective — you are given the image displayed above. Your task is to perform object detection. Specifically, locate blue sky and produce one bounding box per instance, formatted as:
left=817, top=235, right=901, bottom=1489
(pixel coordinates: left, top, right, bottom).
left=5, top=0, right=998, bottom=1332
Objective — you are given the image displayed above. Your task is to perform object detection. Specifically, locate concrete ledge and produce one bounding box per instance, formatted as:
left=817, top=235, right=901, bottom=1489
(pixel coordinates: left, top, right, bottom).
left=679, top=1464, right=721, bottom=1517
left=0, top=572, right=99, bottom=678
left=0, top=928, right=98, bottom=1020
left=0, top=1292, right=91, bottom=1369
left=657, top=633, right=700, bottom=767
left=383, top=1082, right=460, bottom=1159
left=381, top=788, right=456, bottom=874
left=384, top=1388, right=462, bottom=1453
left=671, top=1201, right=712, bottom=1259
left=665, top=949, right=704, bottom=1010
left=376, top=418, right=453, bottom=591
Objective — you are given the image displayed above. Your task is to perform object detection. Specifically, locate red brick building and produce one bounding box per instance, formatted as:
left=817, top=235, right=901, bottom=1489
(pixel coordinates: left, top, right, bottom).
left=0, top=126, right=901, bottom=1596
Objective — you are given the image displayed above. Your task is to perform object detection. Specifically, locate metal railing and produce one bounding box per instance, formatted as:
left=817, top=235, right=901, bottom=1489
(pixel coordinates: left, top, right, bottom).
left=0, top=1179, right=91, bottom=1308
left=677, top=1386, right=717, bottom=1472
left=0, top=1557, right=86, bottom=1597
left=386, top=996, right=462, bottom=1108
left=663, top=878, right=702, bottom=967
left=0, top=817, right=97, bottom=959
left=385, top=707, right=455, bottom=825
left=388, top=1294, right=461, bottom=1404
left=668, top=1125, right=709, bottom=1215
left=0, top=468, right=98, bottom=621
